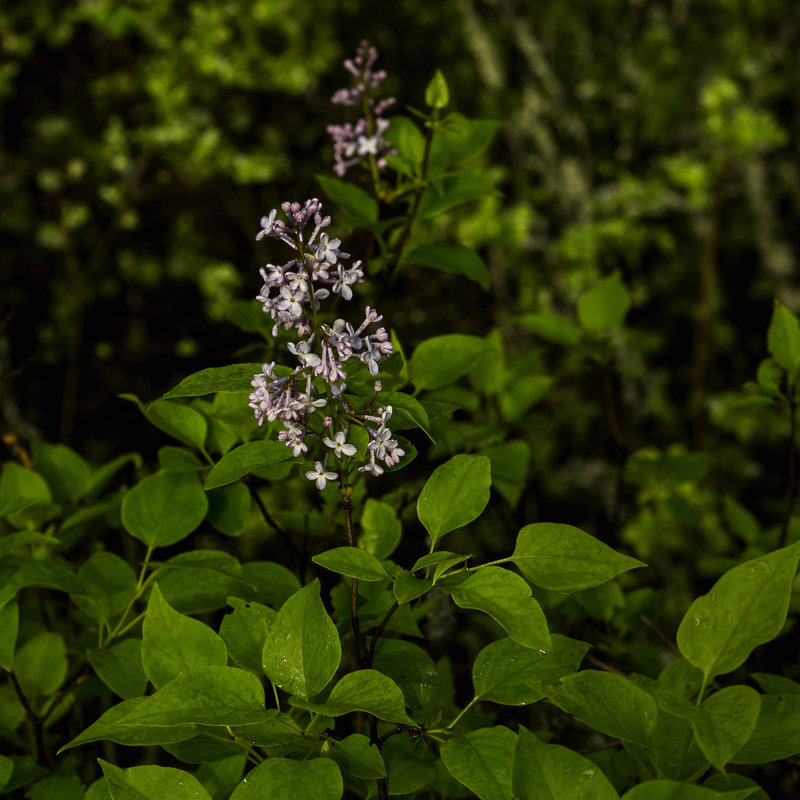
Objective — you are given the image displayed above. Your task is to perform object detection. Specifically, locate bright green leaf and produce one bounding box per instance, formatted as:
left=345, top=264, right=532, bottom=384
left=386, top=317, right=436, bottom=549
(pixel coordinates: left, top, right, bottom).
left=89, top=639, right=148, bottom=700
left=677, top=543, right=800, bottom=681
left=512, top=523, right=645, bottom=592
left=417, top=454, right=491, bottom=543
left=229, top=758, right=342, bottom=800
left=733, top=695, right=800, bottom=763
left=220, top=597, right=276, bottom=674
left=450, top=567, right=551, bottom=652
left=621, top=780, right=756, bottom=799
left=425, top=69, right=449, bottom=108
left=358, top=498, right=402, bottom=560
left=261, top=579, right=341, bottom=701
left=312, top=546, right=389, bottom=581
left=316, top=174, right=378, bottom=226
left=406, top=243, right=489, bottom=290
left=160, top=364, right=262, bottom=400
left=99, top=761, right=213, bottom=800
left=330, top=733, right=387, bottom=779
left=372, top=639, right=437, bottom=711
left=577, top=272, right=631, bottom=332
left=767, top=300, right=800, bottom=375
left=409, top=335, right=493, bottom=391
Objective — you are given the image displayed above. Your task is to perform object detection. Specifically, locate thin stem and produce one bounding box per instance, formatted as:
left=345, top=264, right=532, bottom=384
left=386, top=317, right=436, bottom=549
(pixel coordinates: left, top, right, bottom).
left=103, top=543, right=155, bottom=645
left=343, top=494, right=366, bottom=665
left=779, top=395, right=798, bottom=549
left=444, top=697, right=478, bottom=731
left=248, top=483, right=302, bottom=574
left=367, top=601, right=399, bottom=663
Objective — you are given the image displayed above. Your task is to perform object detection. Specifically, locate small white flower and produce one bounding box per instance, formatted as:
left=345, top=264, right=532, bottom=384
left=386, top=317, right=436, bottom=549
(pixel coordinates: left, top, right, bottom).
left=323, top=430, right=358, bottom=458
left=256, top=209, right=277, bottom=241
left=305, top=461, right=338, bottom=490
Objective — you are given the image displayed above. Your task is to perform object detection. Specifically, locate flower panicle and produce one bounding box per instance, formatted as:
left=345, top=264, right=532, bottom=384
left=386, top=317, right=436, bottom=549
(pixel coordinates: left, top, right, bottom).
left=249, top=200, right=403, bottom=488
left=328, top=41, right=395, bottom=177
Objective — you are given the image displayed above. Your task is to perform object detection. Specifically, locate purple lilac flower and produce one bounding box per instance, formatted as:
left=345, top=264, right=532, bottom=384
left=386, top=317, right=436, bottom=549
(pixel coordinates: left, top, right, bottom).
left=328, top=41, right=395, bottom=177
left=249, top=200, right=402, bottom=488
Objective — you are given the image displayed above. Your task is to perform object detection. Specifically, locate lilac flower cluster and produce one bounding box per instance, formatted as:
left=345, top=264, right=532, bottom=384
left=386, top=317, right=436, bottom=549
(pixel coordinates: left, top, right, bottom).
left=249, top=199, right=403, bottom=487
left=327, top=41, right=395, bottom=177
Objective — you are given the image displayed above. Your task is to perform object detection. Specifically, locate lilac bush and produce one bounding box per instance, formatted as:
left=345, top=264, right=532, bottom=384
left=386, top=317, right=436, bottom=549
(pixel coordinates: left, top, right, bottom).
left=249, top=198, right=402, bottom=483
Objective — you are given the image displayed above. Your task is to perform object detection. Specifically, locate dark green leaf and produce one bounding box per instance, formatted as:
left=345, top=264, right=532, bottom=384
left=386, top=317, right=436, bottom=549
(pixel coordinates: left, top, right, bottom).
left=733, top=695, right=800, bottom=763
left=0, top=602, right=18, bottom=671
left=220, top=597, right=276, bottom=674
left=229, top=758, right=342, bottom=800
left=405, top=243, right=489, bottom=290
left=330, top=733, right=387, bottom=779
left=205, top=441, right=293, bottom=489
left=121, top=395, right=208, bottom=450
left=158, top=447, right=205, bottom=472
left=316, top=174, right=378, bottom=226
left=14, top=631, right=67, bottom=700
left=240, top=561, right=300, bottom=609
left=160, top=364, right=262, bottom=400
left=358, top=498, right=402, bottom=559
left=206, top=483, right=251, bottom=535
left=376, top=391, right=435, bottom=442
left=372, top=639, right=437, bottom=711
left=74, top=551, right=137, bottom=623
left=513, top=726, right=619, bottom=800
left=89, top=639, right=148, bottom=700
left=441, top=726, right=516, bottom=800
left=546, top=670, right=658, bottom=745
left=31, top=438, right=91, bottom=503
left=621, top=781, right=756, bottom=799
left=517, top=313, right=582, bottom=345
left=409, top=335, right=493, bottom=391
left=141, top=583, right=228, bottom=689
left=393, top=571, right=432, bottom=604
left=122, top=470, right=208, bottom=548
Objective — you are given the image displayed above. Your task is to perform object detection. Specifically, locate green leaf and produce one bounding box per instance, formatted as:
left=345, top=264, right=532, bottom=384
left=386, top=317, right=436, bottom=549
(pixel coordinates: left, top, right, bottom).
left=546, top=670, right=658, bottom=746
left=122, top=470, right=208, bottom=548
left=289, top=669, right=414, bottom=724
left=372, top=639, right=438, bottom=711
left=159, top=364, right=262, bottom=400
left=229, top=758, right=342, bottom=800
left=0, top=602, right=18, bottom=671
left=14, top=631, right=67, bottom=700
left=411, top=550, right=472, bottom=577
left=384, top=749, right=436, bottom=795
left=158, top=447, right=205, bottom=472
left=621, top=781, right=757, bottom=799
left=425, top=69, right=450, bottom=108
left=74, top=551, right=137, bottom=623
left=767, top=300, right=800, bottom=375
left=657, top=685, right=761, bottom=772
left=141, top=583, right=229, bottom=689
left=206, top=483, right=251, bottom=535
left=0, top=559, right=93, bottom=609
left=99, top=761, right=213, bottom=800
left=0, top=531, right=58, bottom=559
left=316, top=174, right=378, bottom=226
left=677, top=543, right=800, bottom=681
left=409, top=334, right=493, bottom=391
left=450, top=567, right=551, bottom=652
left=220, top=597, right=276, bottom=673
left=406, top=243, right=489, bottom=290
left=427, top=114, right=501, bottom=171
left=513, top=726, right=620, bottom=800
left=121, top=395, right=208, bottom=450
left=358, top=498, right=402, bottom=559
left=0, top=756, right=12, bottom=793
left=330, top=733, right=387, bottom=779
left=499, top=374, right=553, bottom=421
left=0, top=462, right=51, bottom=503
left=0, top=496, right=33, bottom=516
left=118, top=666, right=272, bottom=727
left=86, top=452, right=142, bottom=498
left=751, top=672, right=800, bottom=695
left=512, top=523, right=646, bottom=592
left=88, top=639, right=148, bottom=700
left=385, top=116, right=425, bottom=166
left=417, top=454, right=491, bottom=543
left=517, top=312, right=582, bottom=346
left=312, top=546, right=389, bottom=582
left=155, top=550, right=253, bottom=614
left=204, top=440, right=293, bottom=489
left=59, top=698, right=195, bottom=750
left=195, top=755, right=246, bottom=800
left=441, top=726, right=516, bottom=800
left=25, top=772, right=85, bottom=800
left=261, top=579, right=341, bottom=701
left=733, top=695, right=800, bottom=763
left=473, top=635, right=589, bottom=705
left=241, top=561, right=300, bottom=608
left=31, top=438, right=91, bottom=503
left=376, top=391, right=435, bottom=442
left=577, top=272, right=632, bottom=332
left=481, top=440, right=531, bottom=508
left=393, top=571, right=432, bottom=605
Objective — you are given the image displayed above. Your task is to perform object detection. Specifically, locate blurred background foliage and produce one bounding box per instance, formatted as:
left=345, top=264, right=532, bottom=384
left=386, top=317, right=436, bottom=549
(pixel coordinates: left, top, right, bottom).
left=1, top=0, right=799, bottom=615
